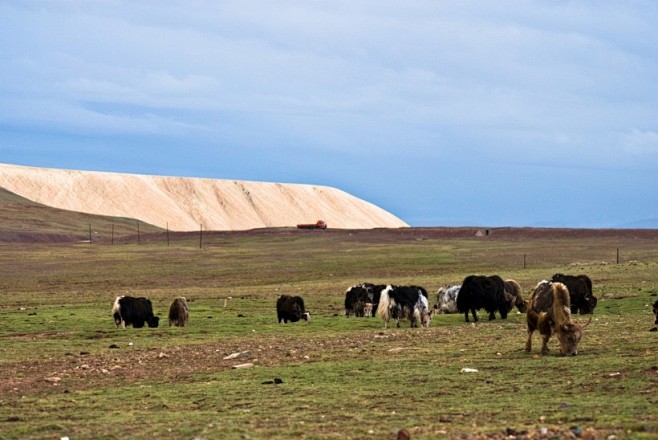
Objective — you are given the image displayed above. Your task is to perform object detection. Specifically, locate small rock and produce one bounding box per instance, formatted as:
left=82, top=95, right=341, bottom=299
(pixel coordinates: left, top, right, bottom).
left=158, top=352, right=169, bottom=359
left=274, top=377, right=283, bottom=384
left=460, top=368, right=478, bottom=373
left=79, top=351, right=90, bottom=356
left=109, top=344, right=119, bottom=349
left=45, top=377, right=61, bottom=384
left=223, top=351, right=250, bottom=360
left=232, top=363, right=254, bottom=369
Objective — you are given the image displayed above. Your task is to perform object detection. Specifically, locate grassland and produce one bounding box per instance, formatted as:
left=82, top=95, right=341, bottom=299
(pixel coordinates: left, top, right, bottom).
left=1, top=228, right=657, bottom=439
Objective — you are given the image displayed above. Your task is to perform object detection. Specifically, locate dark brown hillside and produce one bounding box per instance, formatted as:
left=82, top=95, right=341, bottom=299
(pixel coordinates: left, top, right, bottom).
left=0, top=188, right=163, bottom=243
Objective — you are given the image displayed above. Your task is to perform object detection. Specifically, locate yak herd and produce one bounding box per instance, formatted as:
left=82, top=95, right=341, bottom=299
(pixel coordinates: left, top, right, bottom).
left=111, top=272, right=655, bottom=356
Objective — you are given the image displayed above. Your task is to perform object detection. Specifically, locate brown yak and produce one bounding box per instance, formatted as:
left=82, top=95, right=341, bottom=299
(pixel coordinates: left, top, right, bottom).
left=168, top=296, right=189, bottom=327
left=503, top=279, right=527, bottom=313
left=525, top=280, right=590, bottom=356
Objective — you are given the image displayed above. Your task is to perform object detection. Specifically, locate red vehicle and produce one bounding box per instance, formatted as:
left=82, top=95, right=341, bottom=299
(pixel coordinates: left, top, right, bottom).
left=297, top=220, right=327, bottom=230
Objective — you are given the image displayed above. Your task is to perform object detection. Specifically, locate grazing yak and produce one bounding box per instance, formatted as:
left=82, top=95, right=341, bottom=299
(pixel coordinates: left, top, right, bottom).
left=526, top=280, right=590, bottom=356
left=168, top=296, right=189, bottom=327
left=344, top=283, right=375, bottom=317
left=653, top=300, right=658, bottom=325
left=503, top=279, right=528, bottom=313
left=436, top=285, right=460, bottom=314
left=344, top=283, right=387, bottom=317
left=276, top=295, right=310, bottom=323
left=551, top=273, right=597, bottom=314
left=112, top=295, right=160, bottom=329
left=377, top=285, right=432, bottom=328
left=457, top=275, right=508, bottom=322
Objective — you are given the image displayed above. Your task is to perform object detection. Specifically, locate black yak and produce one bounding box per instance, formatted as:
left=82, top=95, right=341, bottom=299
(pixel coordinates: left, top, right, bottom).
left=457, top=275, right=507, bottom=322
left=112, top=295, right=159, bottom=329
left=276, top=295, right=310, bottom=323
left=552, top=273, right=597, bottom=314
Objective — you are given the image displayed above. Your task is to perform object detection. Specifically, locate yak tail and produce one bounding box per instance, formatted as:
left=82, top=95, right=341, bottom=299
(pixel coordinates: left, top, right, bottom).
left=552, top=282, right=572, bottom=326
left=376, top=285, right=393, bottom=326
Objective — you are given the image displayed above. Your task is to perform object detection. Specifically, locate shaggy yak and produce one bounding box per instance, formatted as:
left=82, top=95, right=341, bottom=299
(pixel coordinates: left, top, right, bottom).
left=525, top=280, right=591, bottom=356
left=436, top=285, right=461, bottom=314
left=503, top=279, right=528, bottom=313
left=377, top=285, right=432, bottom=328
left=112, top=295, right=160, bottom=329
left=551, top=273, right=597, bottom=314
left=168, top=296, right=189, bottom=327
left=653, top=300, right=658, bottom=325
left=344, top=283, right=374, bottom=317
left=457, top=275, right=508, bottom=322
left=276, top=295, right=310, bottom=323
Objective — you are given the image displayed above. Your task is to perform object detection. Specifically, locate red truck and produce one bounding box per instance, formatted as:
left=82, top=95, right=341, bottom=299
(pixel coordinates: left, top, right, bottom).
left=297, top=220, right=327, bottom=230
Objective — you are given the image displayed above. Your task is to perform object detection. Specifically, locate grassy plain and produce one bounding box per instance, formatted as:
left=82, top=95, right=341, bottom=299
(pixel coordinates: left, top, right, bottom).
left=0, top=228, right=657, bottom=439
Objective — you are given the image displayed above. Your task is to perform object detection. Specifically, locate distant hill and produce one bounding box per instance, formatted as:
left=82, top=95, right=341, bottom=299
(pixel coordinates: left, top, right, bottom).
left=615, top=218, right=658, bottom=229
left=0, top=163, right=408, bottom=232
left=0, top=187, right=162, bottom=242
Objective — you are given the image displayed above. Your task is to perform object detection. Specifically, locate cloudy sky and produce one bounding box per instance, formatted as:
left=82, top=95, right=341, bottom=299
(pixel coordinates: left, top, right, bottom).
left=1, top=1, right=657, bottom=228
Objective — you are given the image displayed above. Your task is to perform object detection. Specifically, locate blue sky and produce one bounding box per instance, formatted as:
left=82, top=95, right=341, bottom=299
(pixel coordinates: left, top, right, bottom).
left=1, top=1, right=657, bottom=228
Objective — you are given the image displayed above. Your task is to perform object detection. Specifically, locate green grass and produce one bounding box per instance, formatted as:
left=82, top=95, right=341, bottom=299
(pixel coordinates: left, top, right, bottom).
left=1, top=230, right=657, bottom=439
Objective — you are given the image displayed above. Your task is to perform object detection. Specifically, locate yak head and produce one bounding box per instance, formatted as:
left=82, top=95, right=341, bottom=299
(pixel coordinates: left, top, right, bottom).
left=302, top=312, right=311, bottom=321
left=579, top=295, right=598, bottom=314
left=113, top=312, right=123, bottom=328
left=420, top=309, right=432, bottom=328
left=515, top=296, right=528, bottom=313
left=557, top=323, right=583, bottom=356
left=557, top=317, right=591, bottom=356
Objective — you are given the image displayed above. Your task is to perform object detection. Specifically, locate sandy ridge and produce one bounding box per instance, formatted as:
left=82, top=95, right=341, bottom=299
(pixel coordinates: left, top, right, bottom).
left=0, top=163, right=408, bottom=231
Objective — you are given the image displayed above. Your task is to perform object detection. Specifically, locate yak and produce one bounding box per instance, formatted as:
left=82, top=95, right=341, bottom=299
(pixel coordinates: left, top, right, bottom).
left=344, top=283, right=374, bottom=317
left=526, top=280, right=590, bottom=356
left=376, top=285, right=432, bottom=328
left=276, top=295, right=310, bottom=323
left=503, top=279, right=528, bottom=313
left=552, top=273, right=597, bottom=314
left=168, top=296, right=189, bottom=327
left=457, top=275, right=507, bottom=322
left=435, top=285, right=460, bottom=314
left=112, top=295, right=159, bottom=329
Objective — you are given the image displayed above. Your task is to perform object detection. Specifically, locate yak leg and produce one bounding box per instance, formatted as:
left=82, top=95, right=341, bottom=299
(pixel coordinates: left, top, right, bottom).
left=471, top=308, right=478, bottom=322
left=540, top=333, right=551, bottom=355
left=464, top=311, right=470, bottom=322
left=488, top=311, right=496, bottom=320
left=525, top=328, right=533, bottom=352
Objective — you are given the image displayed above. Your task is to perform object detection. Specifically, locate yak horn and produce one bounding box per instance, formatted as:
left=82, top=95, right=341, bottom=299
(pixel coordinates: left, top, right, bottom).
left=581, top=316, right=593, bottom=329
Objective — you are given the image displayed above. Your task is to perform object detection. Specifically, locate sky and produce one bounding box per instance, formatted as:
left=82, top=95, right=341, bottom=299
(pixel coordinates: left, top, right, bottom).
left=1, top=1, right=657, bottom=228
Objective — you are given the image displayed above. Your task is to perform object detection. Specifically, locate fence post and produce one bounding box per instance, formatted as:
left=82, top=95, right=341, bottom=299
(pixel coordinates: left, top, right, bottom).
left=89, top=223, right=92, bottom=243
left=523, top=254, right=526, bottom=269
left=617, top=247, right=620, bottom=264
left=167, top=222, right=170, bottom=247
left=111, top=223, right=114, bottom=245
left=137, top=221, right=141, bottom=244
left=199, top=223, right=203, bottom=249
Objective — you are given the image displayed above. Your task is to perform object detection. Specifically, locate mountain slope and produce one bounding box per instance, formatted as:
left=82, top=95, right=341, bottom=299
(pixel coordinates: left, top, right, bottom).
left=0, top=163, right=408, bottom=231
left=0, top=187, right=162, bottom=242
